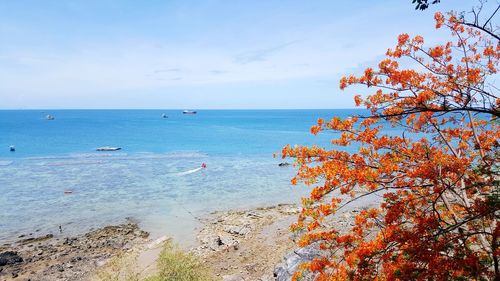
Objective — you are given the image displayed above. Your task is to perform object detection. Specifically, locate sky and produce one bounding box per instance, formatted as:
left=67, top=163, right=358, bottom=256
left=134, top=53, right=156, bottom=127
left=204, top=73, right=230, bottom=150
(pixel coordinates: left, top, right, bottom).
left=0, top=0, right=481, bottom=109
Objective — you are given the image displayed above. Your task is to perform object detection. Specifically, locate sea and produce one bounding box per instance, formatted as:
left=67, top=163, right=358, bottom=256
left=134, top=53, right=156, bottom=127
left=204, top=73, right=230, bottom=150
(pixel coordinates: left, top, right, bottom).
left=0, top=109, right=379, bottom=245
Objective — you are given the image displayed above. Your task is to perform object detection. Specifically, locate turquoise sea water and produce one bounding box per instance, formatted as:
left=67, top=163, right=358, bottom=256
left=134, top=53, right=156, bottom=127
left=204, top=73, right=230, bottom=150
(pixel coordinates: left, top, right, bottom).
left=0, top=109, right=376, bottom=244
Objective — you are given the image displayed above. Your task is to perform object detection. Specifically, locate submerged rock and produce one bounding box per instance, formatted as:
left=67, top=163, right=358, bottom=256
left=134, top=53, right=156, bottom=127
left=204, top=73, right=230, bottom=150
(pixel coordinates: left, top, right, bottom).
left=18, top=234, right=54, bottom=245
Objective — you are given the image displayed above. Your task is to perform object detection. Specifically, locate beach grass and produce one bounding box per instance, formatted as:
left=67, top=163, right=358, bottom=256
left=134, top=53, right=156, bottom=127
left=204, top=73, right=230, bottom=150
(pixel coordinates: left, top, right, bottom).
left=93, top=240, right=215, bottom=281
left=92, top=252, right=141, bottom=281
left=144, top=241, right=215, bottom=281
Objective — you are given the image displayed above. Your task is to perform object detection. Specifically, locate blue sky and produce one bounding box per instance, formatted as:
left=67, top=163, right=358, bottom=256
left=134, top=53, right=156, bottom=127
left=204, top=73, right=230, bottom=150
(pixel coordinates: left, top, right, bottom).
left=0, top=0, right=478, bottom=109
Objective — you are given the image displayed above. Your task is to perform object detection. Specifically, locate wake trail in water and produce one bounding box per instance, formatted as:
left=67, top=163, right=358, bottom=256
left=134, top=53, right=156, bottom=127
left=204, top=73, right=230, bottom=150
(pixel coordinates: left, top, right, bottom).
left=176, top=167, right=203, bottom=176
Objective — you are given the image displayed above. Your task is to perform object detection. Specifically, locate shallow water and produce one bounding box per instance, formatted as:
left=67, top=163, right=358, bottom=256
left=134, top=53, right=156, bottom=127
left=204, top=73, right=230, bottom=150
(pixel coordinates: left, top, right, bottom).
left=0, top=110, right=398, bottom=244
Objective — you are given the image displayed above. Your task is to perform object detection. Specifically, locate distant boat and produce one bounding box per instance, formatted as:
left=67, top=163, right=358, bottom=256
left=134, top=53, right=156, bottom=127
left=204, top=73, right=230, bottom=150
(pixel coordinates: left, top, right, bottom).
left=46, top=115, right=55, bottom=120
left=96, top=147, right=121, bottom=151
left=182, top=110, right=197, bottom=114
left=161, top=113, right=168, bottom=118
left=9, top=145, right=15, bottom=152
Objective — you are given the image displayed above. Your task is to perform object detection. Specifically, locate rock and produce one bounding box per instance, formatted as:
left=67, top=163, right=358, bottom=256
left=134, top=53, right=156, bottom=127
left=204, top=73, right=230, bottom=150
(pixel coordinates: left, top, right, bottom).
left=224, top=225, right=251, bottom=236
left=18, top=234, right=54, bottom=245
left=0, top=251, right=23, bottom=266
left=0, top=222, right=149, bottom=281
left=219, top=235, right=239, bottom=248
left=70, top=256, right=82, bottom=262
left=199, top=233, right=240, bottom=251
left=281, top=207, right=299, bottom=215
left=246, top=211, right=262, bottom=218
left=274, top=243, right=322, bottom=281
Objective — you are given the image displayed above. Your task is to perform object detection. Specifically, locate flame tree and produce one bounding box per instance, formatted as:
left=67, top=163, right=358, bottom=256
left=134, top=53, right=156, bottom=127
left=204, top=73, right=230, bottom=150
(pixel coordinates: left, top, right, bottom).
left=282, top=5, right=500, bottom=281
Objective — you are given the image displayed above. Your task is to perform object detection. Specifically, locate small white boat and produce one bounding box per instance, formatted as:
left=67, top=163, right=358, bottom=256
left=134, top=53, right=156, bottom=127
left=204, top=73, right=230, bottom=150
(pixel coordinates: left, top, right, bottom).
left=46, top=115, right=55, bottom=120
left=9, top=145, right=15, bottom=152
left=162, top=113, right=168, bottom=118
left=96, top=147, right=121, bottom=151
left=182, top=110, right=197, bottom=114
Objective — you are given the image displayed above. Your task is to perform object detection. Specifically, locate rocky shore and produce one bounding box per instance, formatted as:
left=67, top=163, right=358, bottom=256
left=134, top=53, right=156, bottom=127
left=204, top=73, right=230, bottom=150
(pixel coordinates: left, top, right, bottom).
left=0, top=222, right=149, bottom=281
left=0, top=203, right=369, bottom=281
left=191, top=204, right=300, bottom=281
left=191, top=203, right=372, bottom=281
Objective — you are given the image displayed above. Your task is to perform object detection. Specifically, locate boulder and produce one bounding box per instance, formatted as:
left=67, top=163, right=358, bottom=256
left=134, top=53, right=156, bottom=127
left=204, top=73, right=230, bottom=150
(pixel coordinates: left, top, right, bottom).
left=0, top=251, right=23, bottom=266
left=274, top=243, right=321, bottom=281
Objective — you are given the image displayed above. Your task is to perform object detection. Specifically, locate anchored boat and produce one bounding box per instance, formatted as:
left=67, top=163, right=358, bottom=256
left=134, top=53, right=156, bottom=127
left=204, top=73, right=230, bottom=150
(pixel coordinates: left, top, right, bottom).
left=96, top=147, right=121, bottom=151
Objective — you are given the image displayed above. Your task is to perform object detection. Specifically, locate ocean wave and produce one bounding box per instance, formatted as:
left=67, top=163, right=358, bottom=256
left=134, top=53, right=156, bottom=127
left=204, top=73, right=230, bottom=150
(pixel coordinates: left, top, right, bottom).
left=131, top=151, right=209, bottom=159
left=24, top=155, right=75, bottom=161
left=68, top=152, right=129, bottom=158
left=45, top=160, right=107, bottom=166
left=19, top=151, right=209, bottom=166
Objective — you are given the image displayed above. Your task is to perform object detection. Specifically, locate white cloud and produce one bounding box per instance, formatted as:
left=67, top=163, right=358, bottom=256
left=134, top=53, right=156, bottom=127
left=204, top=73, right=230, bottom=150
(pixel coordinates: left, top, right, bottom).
left=0, top=0, right=476, bottom=108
